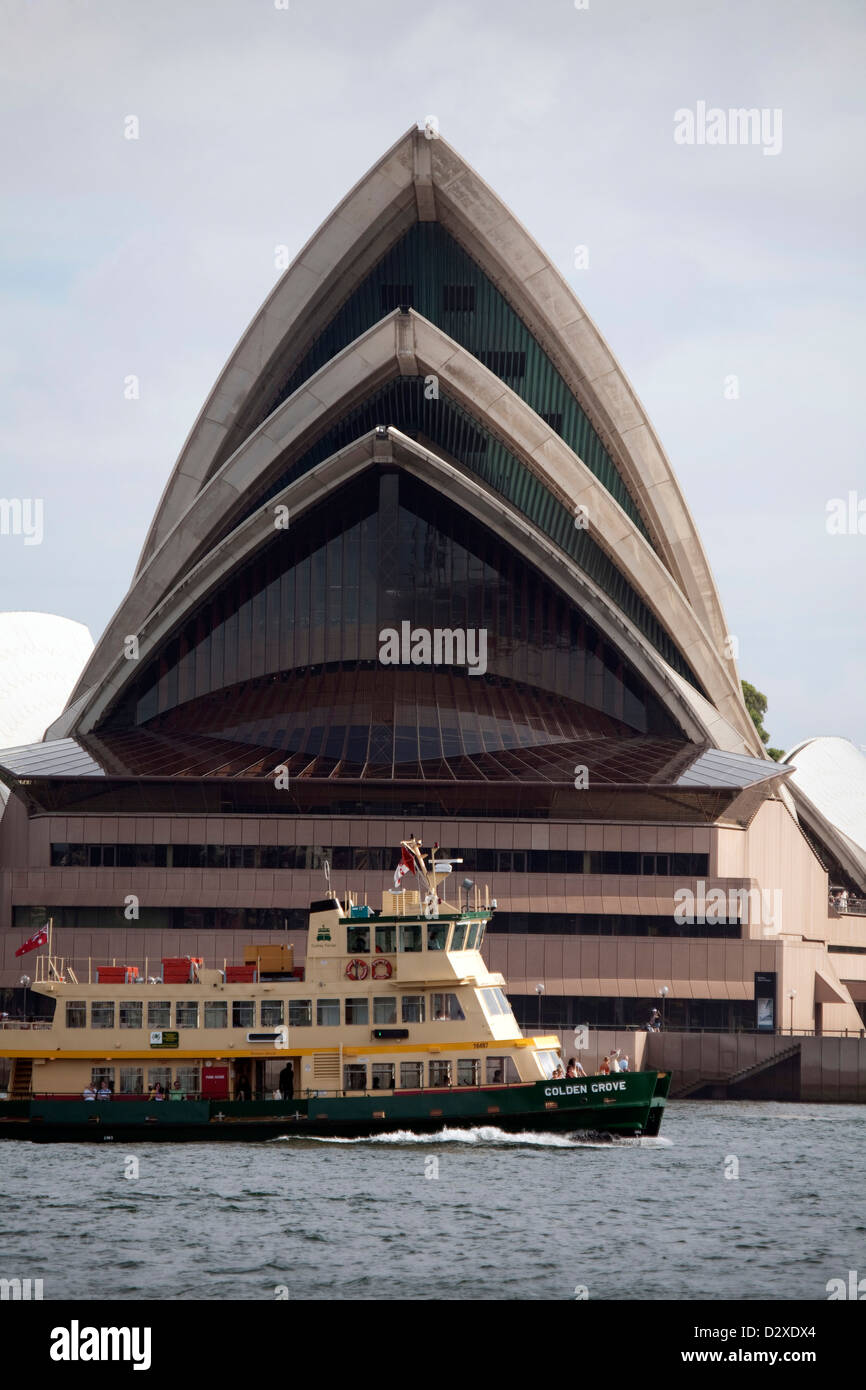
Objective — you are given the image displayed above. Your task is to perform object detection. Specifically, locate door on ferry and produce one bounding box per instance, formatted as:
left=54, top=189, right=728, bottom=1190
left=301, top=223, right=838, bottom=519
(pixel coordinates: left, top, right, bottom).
left=201, top=1065, right=229, bottom=1100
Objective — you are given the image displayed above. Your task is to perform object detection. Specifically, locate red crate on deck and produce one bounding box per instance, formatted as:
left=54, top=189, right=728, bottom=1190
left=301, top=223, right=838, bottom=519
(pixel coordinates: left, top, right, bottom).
left=96, top=966, right=139, bottom=983
left=225, top=965, right=257, bottom=983
left=162, top=956, right=199, bottom=983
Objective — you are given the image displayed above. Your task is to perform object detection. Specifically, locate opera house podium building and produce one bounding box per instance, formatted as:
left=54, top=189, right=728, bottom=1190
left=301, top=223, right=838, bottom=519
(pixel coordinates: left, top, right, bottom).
left=2, top=128, right=864, bottom=1100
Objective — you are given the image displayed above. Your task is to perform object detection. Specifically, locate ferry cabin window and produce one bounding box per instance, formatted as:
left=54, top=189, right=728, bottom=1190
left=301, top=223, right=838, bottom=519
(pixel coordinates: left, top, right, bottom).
left=289, top=999, right=312, bottom=1026
left=91, top=1001, right=114, bottom=1029
left=427, top=923, right=449, bottom=950
left=399, top=923, right=422, bottom=952
left=486, top=1056, right=520, bottom=1084
left=535, top=1050, right=561, bottom=1079
left=317, top=998, right=340, bottom=1026
left=261, top=1000, right=284, bottom=1027
left=91, top=1066, right=114, bottom=1089
left=232, top=1001, right=254, bottom=1028
left=373, top=996, right=397, bottom=1024
left=431, top=993, right=465, bottom=1021
left=176, top=1001, right=199, bottom=1029
left=371, top=1063, right=395, bottom=1090
left=347, top=925, right=370, bottom=953
left=119, top=1001, right=142, bottom=1029
left=478, top=988, right=504, bottom=1017
left=492, top=988, right=513, bottom=1017
left=465, top=923, right=482, bottom=950
left=176, top=1067, right=200, bottom=1095
left=402, top=995, right=425, bottom=1023
left=148, top=1067, right=172, bottom=1092
left=344, top=1064, right=367, bottom=1091
left=450, top=923, right=468, bottom=950
left=429, top=1060, right=452, bottom=1087
left=345, top=997, right=369, bottom=1025
left=204, top=1001, right=227, bottom=1028
left=119, top=1067, right=144, bottom=1095
left=148, top=1001, right=171, bottom=1029
left=375, top=925, right=396, bottom=954
left=457, top=1059, right=481, bottom=1086
left=66, top=1000, right=86, bottom=1028
left=400, top=1061, right=423, bottom=1088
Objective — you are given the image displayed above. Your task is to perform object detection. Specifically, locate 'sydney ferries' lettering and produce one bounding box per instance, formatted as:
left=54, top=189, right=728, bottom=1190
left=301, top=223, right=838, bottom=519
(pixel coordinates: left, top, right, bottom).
left=544, top=1080, right=627, bottom=1097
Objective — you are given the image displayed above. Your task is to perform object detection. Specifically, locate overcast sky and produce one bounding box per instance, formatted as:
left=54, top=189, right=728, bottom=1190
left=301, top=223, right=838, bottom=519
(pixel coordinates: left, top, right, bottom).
left=0, top=0, right=863, bottom=754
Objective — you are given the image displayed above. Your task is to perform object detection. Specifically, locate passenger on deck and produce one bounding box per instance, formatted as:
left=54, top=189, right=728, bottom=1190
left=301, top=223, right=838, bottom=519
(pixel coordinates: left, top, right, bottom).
left=96, top=1081, right=112, bottom=1100
left=551, top=1065, right=565, bottom=1079
left=610, top=1051, right=621, bottom=1072
left=565, top=1058, right=586, bottom=1078
left=83, top=1084, right=96, bottom=1101
left=598, top=1056, right=611, bottom=1075
left=619, top=1054, right=630, bottom=1072
left=278, top=1063, right=294, bottom=1101
left=151, top=1083, right=165, bottom=1101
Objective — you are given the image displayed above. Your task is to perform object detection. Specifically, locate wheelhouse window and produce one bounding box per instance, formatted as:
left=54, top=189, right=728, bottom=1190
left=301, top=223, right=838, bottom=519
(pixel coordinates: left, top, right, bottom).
left=429, top=1060, right=452, bottom=1087
left=465, top=922, right=482, bottom=949
left=66, top=1000, right=86, bottom=1029
left=427, top=923, right=449, bottom=951
left=450, top=922, right=468, bottom=950
left=371, top=1063, right=395, bottom=1090
left=261, top=1000, right=284, bottom=1027
left=373, top=997, right=396, bottom=1024
left=347, top=925, right=370, bottom=953
left=119, top=1001, right=142, bottom=1029
left=400, top=1061, right=423, bottom=1089
left=91, top=1001, right=114, bottom=1029
left=431, top=993, right=465, bottom=1021
left=399, top=923, right=422, bottom=952
left=457, top=1059, right=480, bottom=1086
left=401, top=995, right=425, bottom=1023
left=345, top=997, right=369, bottom=1026
left=344, top=1064, right=367, bottom=1091
left=492, top=988, right=513, bottom=1017
left=148, top=1001, right=170, bottom=1029
left=375, top=925, right=396, bottom=954
left=317, top=998, right=340, bottom=1027
left=289, top=999, right=312, bottom=1027
left=119, top=1067, right=144, bottom=1095
left=231, top=1001, right=254, bottom=1029
left=204, top=1001, right=227, bottom=1028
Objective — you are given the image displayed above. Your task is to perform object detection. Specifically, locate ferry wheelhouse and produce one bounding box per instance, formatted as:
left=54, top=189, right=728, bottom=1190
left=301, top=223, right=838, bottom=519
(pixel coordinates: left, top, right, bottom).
left=0, top=840, right=671, bottom=1141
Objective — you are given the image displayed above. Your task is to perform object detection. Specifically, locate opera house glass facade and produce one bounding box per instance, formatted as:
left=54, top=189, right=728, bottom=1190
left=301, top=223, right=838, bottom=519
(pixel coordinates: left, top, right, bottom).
left=2, top=128, right=865, bottom=1078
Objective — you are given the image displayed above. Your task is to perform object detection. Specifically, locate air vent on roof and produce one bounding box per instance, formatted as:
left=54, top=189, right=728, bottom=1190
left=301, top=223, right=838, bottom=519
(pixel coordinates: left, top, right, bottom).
left=442, top=284, right=476, bottom=312
left=477, top=350, right=527, bottom=380
left=380, top=284, right=413, bottom=313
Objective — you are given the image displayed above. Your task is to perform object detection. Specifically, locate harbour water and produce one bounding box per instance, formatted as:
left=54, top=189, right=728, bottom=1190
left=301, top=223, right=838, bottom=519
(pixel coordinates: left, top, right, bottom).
left=1, top=1100, right=863, bottom=1301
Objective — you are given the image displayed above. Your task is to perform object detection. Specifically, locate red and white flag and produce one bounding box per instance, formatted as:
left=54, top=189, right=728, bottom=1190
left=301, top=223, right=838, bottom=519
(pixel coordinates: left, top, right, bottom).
left=15, top=926, right=48, bottom=957
left=393, top=844, right=415, bottom=889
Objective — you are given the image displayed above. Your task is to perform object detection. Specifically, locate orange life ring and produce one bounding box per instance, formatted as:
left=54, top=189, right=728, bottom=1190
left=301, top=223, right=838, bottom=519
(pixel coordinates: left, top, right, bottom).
left=371, top=958, right=393, bottom=980
left=346, top=958, right=369, bottom=981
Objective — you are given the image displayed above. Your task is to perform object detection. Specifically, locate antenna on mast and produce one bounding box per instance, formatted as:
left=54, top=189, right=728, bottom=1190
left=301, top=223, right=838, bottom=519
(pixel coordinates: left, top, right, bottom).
left=323, top=859, right=332, bottom=897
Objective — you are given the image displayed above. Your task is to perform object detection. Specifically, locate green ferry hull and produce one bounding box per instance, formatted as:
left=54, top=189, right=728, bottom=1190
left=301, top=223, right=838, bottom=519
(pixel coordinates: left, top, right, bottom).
left=0, top=1071, right=671, bottom=1143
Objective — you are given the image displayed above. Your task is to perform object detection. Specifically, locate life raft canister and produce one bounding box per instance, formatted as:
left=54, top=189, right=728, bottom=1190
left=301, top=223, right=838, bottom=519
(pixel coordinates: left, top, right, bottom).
left=346, top=958, right=369, bottom=981
left=371, top=958, right=393, bottom=979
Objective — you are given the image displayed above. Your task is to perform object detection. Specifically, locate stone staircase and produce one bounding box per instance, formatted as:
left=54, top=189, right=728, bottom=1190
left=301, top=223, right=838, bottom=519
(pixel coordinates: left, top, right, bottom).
left=671, top=1042, right=801, bottom=1099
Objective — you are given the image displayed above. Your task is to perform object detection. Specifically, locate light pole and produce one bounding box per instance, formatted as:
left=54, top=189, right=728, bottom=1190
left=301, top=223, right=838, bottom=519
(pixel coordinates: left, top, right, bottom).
left=18, top=975, right=31, bottom=1023
left=787, top=988, right=797, bottom=1036
left=535, top=982, right=545, bottom=1032
left=658, top=985, right=669, bottom=1031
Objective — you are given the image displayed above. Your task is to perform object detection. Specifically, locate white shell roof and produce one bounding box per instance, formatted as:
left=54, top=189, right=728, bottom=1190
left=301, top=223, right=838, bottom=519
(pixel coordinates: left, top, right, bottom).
left=0, top=612, right=94, bottom=753
left=783, top=736, right=866, bottom=874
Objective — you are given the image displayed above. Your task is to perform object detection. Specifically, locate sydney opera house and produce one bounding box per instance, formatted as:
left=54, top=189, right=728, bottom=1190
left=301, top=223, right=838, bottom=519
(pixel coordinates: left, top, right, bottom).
left=1, top=128, right=864, bottom=1096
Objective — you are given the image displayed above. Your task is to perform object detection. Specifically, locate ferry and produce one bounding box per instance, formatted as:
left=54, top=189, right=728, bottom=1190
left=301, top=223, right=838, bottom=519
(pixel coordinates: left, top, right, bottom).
left=0, top=839, right=671, bottom=1143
